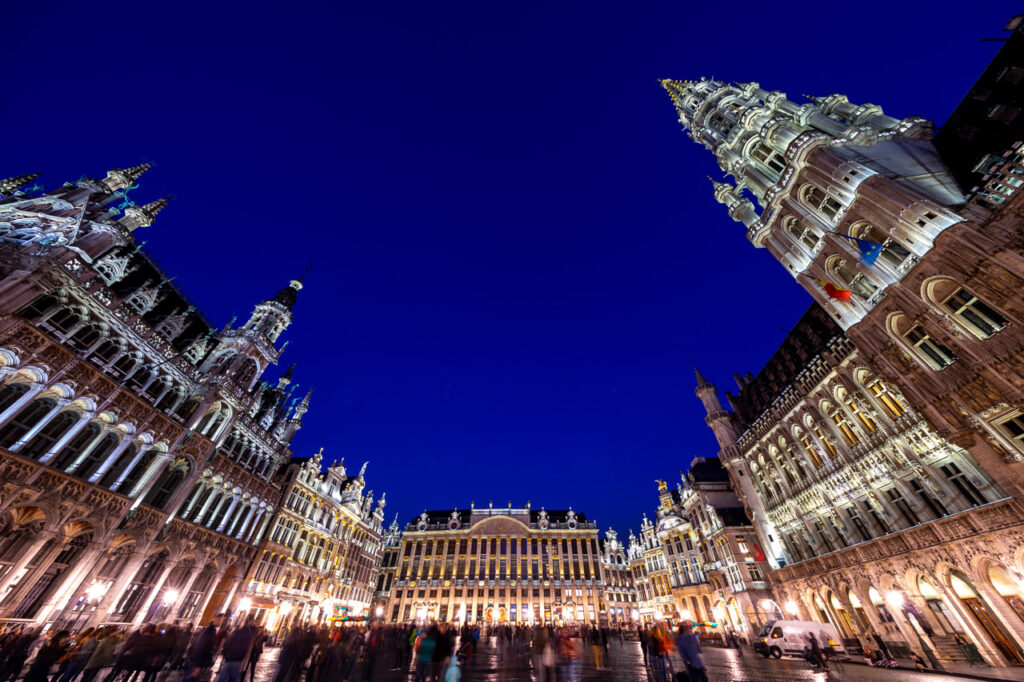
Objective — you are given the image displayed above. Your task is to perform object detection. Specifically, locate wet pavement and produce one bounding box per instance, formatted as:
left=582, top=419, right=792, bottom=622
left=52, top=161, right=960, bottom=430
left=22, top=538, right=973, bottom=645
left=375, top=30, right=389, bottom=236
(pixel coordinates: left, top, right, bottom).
left=235, top=637, right=1021, bottom=681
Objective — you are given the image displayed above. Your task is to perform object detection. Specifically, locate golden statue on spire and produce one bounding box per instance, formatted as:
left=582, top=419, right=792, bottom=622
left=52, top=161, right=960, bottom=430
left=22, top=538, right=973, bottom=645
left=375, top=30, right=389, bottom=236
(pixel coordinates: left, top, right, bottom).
left=656, top=479, right=667, bottom=491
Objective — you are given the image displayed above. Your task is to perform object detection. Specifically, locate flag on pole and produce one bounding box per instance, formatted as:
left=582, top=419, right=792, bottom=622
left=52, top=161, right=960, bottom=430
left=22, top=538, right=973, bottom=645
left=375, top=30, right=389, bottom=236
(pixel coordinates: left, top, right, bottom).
left=829, top=231, right=882, bottom=266
left=816, top=278, right=852, bottom=302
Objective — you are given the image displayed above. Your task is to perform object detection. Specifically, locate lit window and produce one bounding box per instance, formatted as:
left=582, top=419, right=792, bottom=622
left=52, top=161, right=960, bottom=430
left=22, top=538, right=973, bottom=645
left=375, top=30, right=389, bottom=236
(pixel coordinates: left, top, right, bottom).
left=784, top=216, right=819, bottom=253
left=904, top=324, right=956, bottom=369
left=830, top=406, right=859, bottom=446
left=845, top=396, right=876, bottom=432
left=942, top=288, right=1006, bottom=339
left=867, top=379, right=904, bottom=418
left=800, top=434, right=823, bottom=468
left=750, top=142, right=786, bottom=178
left=813, top=425, right=838, bottom=458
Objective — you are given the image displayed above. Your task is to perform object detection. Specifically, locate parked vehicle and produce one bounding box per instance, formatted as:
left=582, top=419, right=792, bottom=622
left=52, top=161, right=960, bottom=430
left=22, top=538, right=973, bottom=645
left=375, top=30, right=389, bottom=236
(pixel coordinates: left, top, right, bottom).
left=753, top=620, right=846, bottom=660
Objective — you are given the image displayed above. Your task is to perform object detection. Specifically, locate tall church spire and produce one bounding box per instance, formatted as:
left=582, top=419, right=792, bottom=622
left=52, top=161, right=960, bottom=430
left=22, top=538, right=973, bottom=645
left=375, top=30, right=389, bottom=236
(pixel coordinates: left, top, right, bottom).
left=660, top=77, right=965, bottom=330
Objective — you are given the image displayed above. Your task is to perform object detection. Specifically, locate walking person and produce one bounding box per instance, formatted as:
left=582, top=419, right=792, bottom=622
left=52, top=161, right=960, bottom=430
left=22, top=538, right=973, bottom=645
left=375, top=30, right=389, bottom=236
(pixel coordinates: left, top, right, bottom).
left=184, top=614, right=226, bottom=682
left=24, top=630, right=70, bottom=682
left=675, top=624, right=708, bottom=682
left=216, top=617, right=259, bottom=682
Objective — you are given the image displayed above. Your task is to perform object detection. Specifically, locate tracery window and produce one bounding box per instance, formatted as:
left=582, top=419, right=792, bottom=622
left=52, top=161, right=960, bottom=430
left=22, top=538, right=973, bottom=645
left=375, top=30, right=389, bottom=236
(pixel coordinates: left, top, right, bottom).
left=706, top=112, right=734, bottom=137
left=750, top=142, right=786, bottom=178
left=866, top=378, right=904, bottom=418
left=800, top=185, right=843, bottom=221
left=842, top=391, right=876, bottom=432
left=783, top=216, right=819, bottom=252
left=941, top=287, right=1006, bottom=339
left=905, top=324, right=956, bottom=369
left=828, top=404, right=858, bottom=446
left=848, top=221, right=911, bottom=270
left=812, top=423, right=838, bottom=459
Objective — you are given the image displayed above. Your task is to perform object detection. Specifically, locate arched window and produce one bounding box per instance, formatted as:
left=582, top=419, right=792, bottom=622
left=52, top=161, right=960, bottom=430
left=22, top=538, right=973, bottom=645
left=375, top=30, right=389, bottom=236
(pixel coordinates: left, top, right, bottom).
left=19, top=410, right=79, bottom=459
left=235, top=360, right=259, bottom=388
left=797, top=428, right=823, bottom=468
left=143, top=464, right=187, bottom=510
left=111, top=550, right=169, bottom=622
left=811, top=422, right=838, bottom=459
left=52, top=422, right=102, bottom=470
left=110, top=354, right=138, bottom=379
left=849, top=221, right=911, bottom=270
left=829, top=257, right=878, bottom=299
left=48, top=308, right=82, bottom=335
left=10, top=532, right=92, bottom=619
left=839, top=388, right=876, bottom=432
left=783, top=216, right=819, bottom=253
left=905, top=324, right=956, bottom=369
left=941, top=287, right=1007, bottom=339
left=749, top=142, right=786, bottom=178
left=99, top=442, right=140, bottom=488
left=706, top=112, right=734, bottom=137
left=88, top=339, right=120, bottom=365
left=827, top=402, right=858, bottom=446
left=864, top=377, right=904, bottom=417
left=800, top=185, right=843, bottom=221
left=72, top=432, right=121, bottom=479
left=18, top=294, right=59, bottom=320
left=0, top=383, right=30, bottom=415
left=197, top=405, right=229, bottom=439
left=117, top=448, right=159, bottom=494
left=0, top=398, right=58, bottom=448
left=69, top=324, right=104, bottom=351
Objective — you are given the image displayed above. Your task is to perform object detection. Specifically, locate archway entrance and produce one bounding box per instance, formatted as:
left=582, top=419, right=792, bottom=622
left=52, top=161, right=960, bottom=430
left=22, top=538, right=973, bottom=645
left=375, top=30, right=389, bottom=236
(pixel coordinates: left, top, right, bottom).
left=988, top=564, right=1024, bottom=626
left=951, top=571, right=1023, bottom=664
left=919, top=577, right=963, bottom=635
left=199, top=565, right=236, bottom=624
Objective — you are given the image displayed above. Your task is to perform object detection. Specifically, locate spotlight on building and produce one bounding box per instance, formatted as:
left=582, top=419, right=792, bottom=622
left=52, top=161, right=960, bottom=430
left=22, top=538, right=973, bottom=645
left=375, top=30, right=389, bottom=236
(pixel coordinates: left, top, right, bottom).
left=886, top=591, right=904, bottom=609
left=279, top=601, right=292, bottom=615
left=785, top=600, right=799, bottom=616
left=239, top=597, right=252, bottom=612
left=163, top=588, right=180, bottom=604
left=681, top=609, right=691, bottom=620
left=375, top=606, right=384, bottom=617
left=85, top=582, right=108, bottom=603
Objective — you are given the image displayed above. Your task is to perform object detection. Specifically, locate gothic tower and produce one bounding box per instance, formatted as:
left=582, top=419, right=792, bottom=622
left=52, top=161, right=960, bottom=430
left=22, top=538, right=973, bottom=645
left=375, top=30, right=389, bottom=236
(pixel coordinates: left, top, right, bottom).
left=663, top=78, right=1024, bottom=501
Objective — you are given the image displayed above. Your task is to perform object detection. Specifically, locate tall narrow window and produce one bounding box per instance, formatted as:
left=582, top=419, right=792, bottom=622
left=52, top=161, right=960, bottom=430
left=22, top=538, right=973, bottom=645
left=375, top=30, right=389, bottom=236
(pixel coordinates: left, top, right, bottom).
left=942, top=288, right=1006, bottom=339
left=885, top=487, right=919, bottom=527
left=801, top=185, right=843, bottom=221
left=999, top=414, right=1024, bottom=451
left=813, top=425, right=838, bottom=459
left=905, top=324, right=956, bottom=369
left=750, top=142, right=786, bottom=178
left=910, top=479, right=948, bottom=519
left=940, top=463, right=986, bottom=507
left=784, top=216, right=819, bottom=252
left=830, top=406, right=859, bottom=446
left=846, top=507, right=871, bottom=542
left=867, top=379, right=904, bottom=417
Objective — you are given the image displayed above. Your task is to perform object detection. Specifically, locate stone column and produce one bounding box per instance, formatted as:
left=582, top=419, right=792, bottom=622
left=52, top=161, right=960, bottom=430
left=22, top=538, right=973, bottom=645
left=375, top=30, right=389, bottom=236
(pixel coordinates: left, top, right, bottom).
left=127, top=453, right=170, bottom=499
left=250, top=511, right=273, bottom=545
left=107, top=445, right=153, bottom=492
left=10, top=400, right=70, bottom=453
left=87, top=438, right=136, bottom=483
left=215, top=495, right=241, bottom=534
left=64, top=428, right=114, bottom=473
left=0, top=384, right=44, bottom=425
left=234, top=505, right=259, bottom=540
left=36, top=413, right=93, bottom=464
left=200, top=491, right=230, bottom=528
left=972, top=580, right=1024, bottom=658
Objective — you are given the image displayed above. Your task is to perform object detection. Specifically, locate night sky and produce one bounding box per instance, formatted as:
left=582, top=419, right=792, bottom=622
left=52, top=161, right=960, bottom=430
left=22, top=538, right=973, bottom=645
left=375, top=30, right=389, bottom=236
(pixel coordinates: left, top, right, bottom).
left=5, top=2, right=1016, bottom=538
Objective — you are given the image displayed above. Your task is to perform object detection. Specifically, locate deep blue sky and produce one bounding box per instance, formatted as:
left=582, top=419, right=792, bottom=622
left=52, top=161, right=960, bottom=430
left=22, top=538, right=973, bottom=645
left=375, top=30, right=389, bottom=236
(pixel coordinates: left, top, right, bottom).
left=5, top=2, right=1016, bottom=537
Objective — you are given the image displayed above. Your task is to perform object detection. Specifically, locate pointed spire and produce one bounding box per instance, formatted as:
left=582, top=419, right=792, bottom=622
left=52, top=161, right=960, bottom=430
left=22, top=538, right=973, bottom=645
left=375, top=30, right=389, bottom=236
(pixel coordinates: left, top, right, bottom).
left=272, top=278, right=303, bottom=309
left=359, top=461, right=368, bottom=477
left=118, top=196, right=172, bottom=231
left=0, top=172, right=41, bottom=197
left=693, top=359, right=712, bottom=390
left=277, top=362, right=296, bottom=389
left=103, top=163, right=152, bottom=191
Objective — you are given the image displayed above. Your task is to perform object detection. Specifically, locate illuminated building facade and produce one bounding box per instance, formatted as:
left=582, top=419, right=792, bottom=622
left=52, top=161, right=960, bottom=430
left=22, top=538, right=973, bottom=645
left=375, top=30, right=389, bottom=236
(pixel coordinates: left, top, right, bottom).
left=384, top=504, right=608, bottom=624
left=661, top=69, right=1024, bottom=667
left=238, top=450, right=385, bottom=628
left=0, top=166, right=313, bottom=630
left=597, top=528, right=636, bottom=625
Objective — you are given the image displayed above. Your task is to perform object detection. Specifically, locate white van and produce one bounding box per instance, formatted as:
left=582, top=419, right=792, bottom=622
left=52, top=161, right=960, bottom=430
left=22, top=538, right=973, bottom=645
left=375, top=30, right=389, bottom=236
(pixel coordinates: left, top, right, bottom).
left=753, top=620, right=846, bottom=659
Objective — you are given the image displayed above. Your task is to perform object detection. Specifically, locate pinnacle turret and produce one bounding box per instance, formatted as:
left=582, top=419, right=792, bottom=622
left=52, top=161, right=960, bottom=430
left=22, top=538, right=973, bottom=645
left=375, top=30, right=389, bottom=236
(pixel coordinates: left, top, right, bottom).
left=0, top=172, right=41, bottom=197
left=118, top=195, right=172, bottom=231
left=103, top=163, right=152, bottom=192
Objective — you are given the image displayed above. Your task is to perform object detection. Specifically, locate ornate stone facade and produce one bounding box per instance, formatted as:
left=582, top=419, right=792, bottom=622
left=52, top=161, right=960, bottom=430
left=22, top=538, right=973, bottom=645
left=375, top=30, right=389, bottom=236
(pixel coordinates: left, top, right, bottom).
left=383, top=504, right=609, bottom=625
left=238, top=450, right=386, bottom=629
left=0, top=167, right=314, bottom=630
left=661, top=75, right=1024, bottom=667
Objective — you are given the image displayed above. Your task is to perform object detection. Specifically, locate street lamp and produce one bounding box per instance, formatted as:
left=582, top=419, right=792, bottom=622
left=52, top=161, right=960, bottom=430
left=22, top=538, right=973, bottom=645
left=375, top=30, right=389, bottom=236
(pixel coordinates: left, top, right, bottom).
left=375, top=606, right=384, bottom=618
left=239, top=597, right=252, bottom=612
left=785, top=600, right=799, bottom=617
left=84, top=582, right=108, bottom=603
left=163, top=589, right=180, bottom=604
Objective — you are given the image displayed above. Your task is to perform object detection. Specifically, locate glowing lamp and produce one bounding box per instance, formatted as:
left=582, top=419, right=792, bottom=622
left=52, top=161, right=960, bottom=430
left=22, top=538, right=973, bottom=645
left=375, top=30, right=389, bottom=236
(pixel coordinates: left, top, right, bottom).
left=85, top=582, right=108, bottom=602
left=375, top=606, right=384, bottom=617
left=785, top=600, right=799, bottom=616
left=886, top=591, right=904, bottom=609
left=163, top=589, right=180, bottom=604
left=279, top=601, right=292, bottom=615
left=238, top=597, right=252, bottom=611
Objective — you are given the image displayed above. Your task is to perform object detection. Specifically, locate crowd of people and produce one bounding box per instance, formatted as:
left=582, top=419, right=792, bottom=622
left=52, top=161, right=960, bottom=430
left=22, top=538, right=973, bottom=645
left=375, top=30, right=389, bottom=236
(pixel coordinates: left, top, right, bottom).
left=0, top=618, right=718, bottom=682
